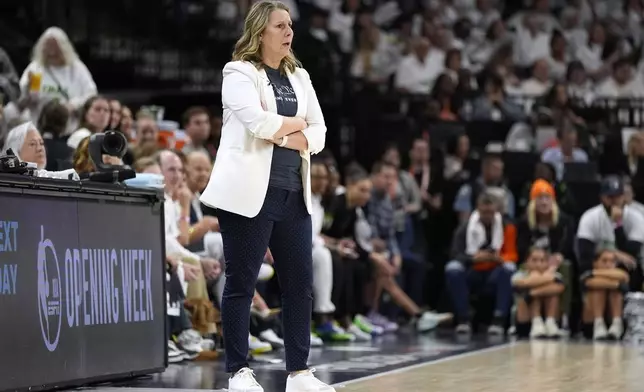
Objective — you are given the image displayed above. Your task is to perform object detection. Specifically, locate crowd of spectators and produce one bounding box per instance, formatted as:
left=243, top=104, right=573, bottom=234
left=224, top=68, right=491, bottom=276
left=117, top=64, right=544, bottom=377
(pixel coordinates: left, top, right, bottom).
left=2, top=0, right=644, bottom=365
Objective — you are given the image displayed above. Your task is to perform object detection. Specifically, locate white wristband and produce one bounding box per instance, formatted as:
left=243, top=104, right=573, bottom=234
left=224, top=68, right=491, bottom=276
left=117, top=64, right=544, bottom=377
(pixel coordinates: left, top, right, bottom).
left=279, top=135, right=288, bottom=147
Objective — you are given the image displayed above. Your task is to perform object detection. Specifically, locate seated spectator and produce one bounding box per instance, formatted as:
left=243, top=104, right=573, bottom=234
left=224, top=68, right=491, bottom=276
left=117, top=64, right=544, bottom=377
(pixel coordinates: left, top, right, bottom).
left=38, top=99, right=73, bottom=171
left=577, top=176, right=644, bottom=293
left=547, top=31, right=569, bottom=81
left=184, top=151, right=220, bottom=255
left=394, top=37, right=442, bottom=94
left=580, top=250, right=629, bottom=340
left=428, top=74, right=459, bottom=121
left=19, top=27, right=97, bottom=132
left=445, top=192, right=515, bottom=335
left=108, top=99, right=122, bottom=130
left=72, top=136, right=122, bottom=174
left=366, top=162, right=451, bottom=332
left=67, top=95, right=111, bottom=149
left=511, top=247, right=565, bottom=338
left=518, top=161, right=576, bottom=215
left=454, top=153, right=515, bottom=222
left=182, top=106, right=213, bottom=157
left=541, top=120, right=589, bottom=180
left=133, top=110, right=160, bottom=150
left=119, top=106, right=134, bottom=141
left=512, top=59, right=551, bottom=97
left=596, top=58, right=644, bottom=98
left=310, top=160, right=353, bottom=342
left=444, top=133, right=470, bottom=181
left=322, top=166, right=383, bottom=340
left=516, top=180, right=575, bottom=262
left=463, top=73, right=527, bottom=122
left=566, top=61, right=595, bottom=102
left=2, top=121, right=46, bottom=169
left=516, top=179, right=575, bottom=323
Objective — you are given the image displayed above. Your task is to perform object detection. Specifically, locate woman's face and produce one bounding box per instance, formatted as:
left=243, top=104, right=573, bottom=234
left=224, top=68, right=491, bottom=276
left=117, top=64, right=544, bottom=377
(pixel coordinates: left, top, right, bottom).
left=43, top=38, right=63, bottom=64
left=456, top=135, right=470, bottom=158
left=594, top=251, right=616, bottom=270
left=311, top=164, right=329, bottom=195
left=109, top=100, right=122, bottom=129
left=534, top=195, right=553, bottom=215
left=20, top=129, right=47, bottom=169
left=261, top=10, right=294, bottom=63
left=348, top=178, right=373, bottom=207
left=86, top=99, right=110, bottom=132
left=120, top=107, right=133, bottom=132
left=526, top=250, right=548, bottom=272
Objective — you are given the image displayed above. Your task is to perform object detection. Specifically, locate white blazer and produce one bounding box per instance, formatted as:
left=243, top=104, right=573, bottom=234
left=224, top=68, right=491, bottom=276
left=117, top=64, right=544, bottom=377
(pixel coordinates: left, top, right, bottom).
left=200, top=61, right=326, bottom=218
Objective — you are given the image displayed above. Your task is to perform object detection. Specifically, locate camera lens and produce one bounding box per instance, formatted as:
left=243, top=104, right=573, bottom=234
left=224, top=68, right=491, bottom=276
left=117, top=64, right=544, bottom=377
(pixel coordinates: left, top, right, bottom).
left=102, top=131, right=127, bottom=156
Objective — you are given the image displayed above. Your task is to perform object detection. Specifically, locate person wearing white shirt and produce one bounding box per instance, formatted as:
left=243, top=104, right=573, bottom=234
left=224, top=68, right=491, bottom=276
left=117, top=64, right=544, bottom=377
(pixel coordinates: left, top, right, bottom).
left=506, top=0, right=561, bottom=34
left=160, top=150, right=221, bottom=284
left=547, top=31, right=569, bottom=81
left=19, top=27, right=97, bottom=133
left=198, top=3, right=330, bottom=391
left=350, top=27, right=396, bottom=83
left=595, top=59, right=644, bottom=98
left=512, top=14, right=551, bottom=68
left=328, top=0, right=360, bottom=54
left=394, top=37, right=443, bottom=94
left=516, top=59, right=552, bottom=97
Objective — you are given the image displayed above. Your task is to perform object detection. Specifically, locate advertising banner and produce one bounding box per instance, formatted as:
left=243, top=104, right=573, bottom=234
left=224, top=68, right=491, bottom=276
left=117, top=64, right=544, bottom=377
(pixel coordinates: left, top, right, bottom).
left=0, top=193, right=166, bottom=391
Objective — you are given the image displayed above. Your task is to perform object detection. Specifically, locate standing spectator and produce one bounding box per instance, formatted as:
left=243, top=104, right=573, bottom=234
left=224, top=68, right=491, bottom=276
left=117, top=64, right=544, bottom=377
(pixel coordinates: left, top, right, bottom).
left=182, top=106, right=212, bottom=156
left=19, top=27, right=97, bottom=131
left=445, top=192, right=515, bottom=335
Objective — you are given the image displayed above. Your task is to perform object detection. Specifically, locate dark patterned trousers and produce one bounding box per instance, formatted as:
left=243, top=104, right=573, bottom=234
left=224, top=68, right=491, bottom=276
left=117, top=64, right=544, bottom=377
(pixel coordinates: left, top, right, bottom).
left=217, top=186, right=313, bottom=373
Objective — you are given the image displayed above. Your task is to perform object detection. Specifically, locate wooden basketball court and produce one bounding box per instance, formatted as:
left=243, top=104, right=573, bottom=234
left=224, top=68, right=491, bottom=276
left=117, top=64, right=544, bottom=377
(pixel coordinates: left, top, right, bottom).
left=340, top=341, right=643, bottom=392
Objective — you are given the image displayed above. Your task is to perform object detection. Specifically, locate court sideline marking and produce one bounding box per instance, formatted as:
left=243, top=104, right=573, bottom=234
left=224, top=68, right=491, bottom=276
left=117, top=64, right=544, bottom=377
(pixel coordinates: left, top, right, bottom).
left=333, top=341, right=515, bottom=387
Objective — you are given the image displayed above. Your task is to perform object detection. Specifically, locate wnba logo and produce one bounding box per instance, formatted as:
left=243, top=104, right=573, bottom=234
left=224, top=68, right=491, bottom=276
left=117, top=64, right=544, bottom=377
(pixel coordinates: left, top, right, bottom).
left=37, top=226, right=62, bottom=352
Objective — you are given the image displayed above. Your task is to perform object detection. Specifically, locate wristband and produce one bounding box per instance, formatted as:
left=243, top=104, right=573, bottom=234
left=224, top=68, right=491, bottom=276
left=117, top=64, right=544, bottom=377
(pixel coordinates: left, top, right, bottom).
left=279, top=135, right=288, bottom=147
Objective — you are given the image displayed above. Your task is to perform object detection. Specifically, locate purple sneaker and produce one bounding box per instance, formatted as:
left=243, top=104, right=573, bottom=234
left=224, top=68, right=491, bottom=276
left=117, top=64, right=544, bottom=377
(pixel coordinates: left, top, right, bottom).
left=368, top=312, right=398, bottom=332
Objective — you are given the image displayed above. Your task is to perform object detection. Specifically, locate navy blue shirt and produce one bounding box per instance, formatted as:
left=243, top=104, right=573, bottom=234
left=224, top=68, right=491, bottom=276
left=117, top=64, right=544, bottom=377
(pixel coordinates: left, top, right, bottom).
left=265, top=66, right=302, bottom=191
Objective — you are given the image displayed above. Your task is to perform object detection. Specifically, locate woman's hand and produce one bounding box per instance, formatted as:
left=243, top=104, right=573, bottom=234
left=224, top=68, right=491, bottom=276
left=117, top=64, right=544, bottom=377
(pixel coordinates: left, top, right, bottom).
left=272, top=131, right=309, bottom=151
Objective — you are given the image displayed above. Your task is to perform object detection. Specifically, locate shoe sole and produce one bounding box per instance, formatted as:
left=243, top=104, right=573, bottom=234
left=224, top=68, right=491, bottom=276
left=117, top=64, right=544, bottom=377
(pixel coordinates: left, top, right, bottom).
left=250, top=346, right=273, bottom=355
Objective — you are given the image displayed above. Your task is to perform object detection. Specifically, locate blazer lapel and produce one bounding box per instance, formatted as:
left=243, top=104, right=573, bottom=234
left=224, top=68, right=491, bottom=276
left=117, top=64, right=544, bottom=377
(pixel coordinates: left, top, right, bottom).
left=258, top=68, right=278, bottom=114
left=288, top=71, right=306, bottom=118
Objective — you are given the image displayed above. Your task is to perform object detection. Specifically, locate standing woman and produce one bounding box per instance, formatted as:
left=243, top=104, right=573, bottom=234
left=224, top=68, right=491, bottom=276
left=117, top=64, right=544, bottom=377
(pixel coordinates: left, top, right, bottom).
left=199, top=2, right=329, bottom=392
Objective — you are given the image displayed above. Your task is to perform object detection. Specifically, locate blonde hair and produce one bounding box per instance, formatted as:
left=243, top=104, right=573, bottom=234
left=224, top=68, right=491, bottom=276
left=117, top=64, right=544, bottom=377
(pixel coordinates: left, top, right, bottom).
left=232, top=1, right=301, bottom=74
left=32, top=27, right=79, bottom=66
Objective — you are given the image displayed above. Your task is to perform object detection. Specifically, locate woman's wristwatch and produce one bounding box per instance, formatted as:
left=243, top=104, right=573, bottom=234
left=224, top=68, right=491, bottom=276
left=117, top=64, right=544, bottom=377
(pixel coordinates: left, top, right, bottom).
left=279, top=135, right=289, bottom=147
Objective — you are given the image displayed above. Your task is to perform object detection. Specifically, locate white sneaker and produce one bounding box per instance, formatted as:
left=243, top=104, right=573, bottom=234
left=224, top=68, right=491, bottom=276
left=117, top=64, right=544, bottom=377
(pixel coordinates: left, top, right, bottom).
left=249, top=334, right=273, bottom=354
left=168, top=340, right=186, bottom=363
left=229, top=367, right=264, bottom=392
left=455, top=323, right=471, bottom=334
left=285, top=369, right=335, bottom=392
left=593, top=319, right=608, bottom=340
left=530, top=318, right=546, bottom=338
left=310, top=333, right=324, bottom=347
left=177, top=329, right=203, bottom=359
left=347, top=324, right=372, bottom=341
left=608, top=318, right=624, bottom=340
left=487, top=324, right=504, bottom=335
left=259, top=329, right=285, bottom=348
left=416, top=311, right=453, bottom=332
left=544, top=318, right=561, bottom=338
left=201, top=338, right=215, bottom=351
